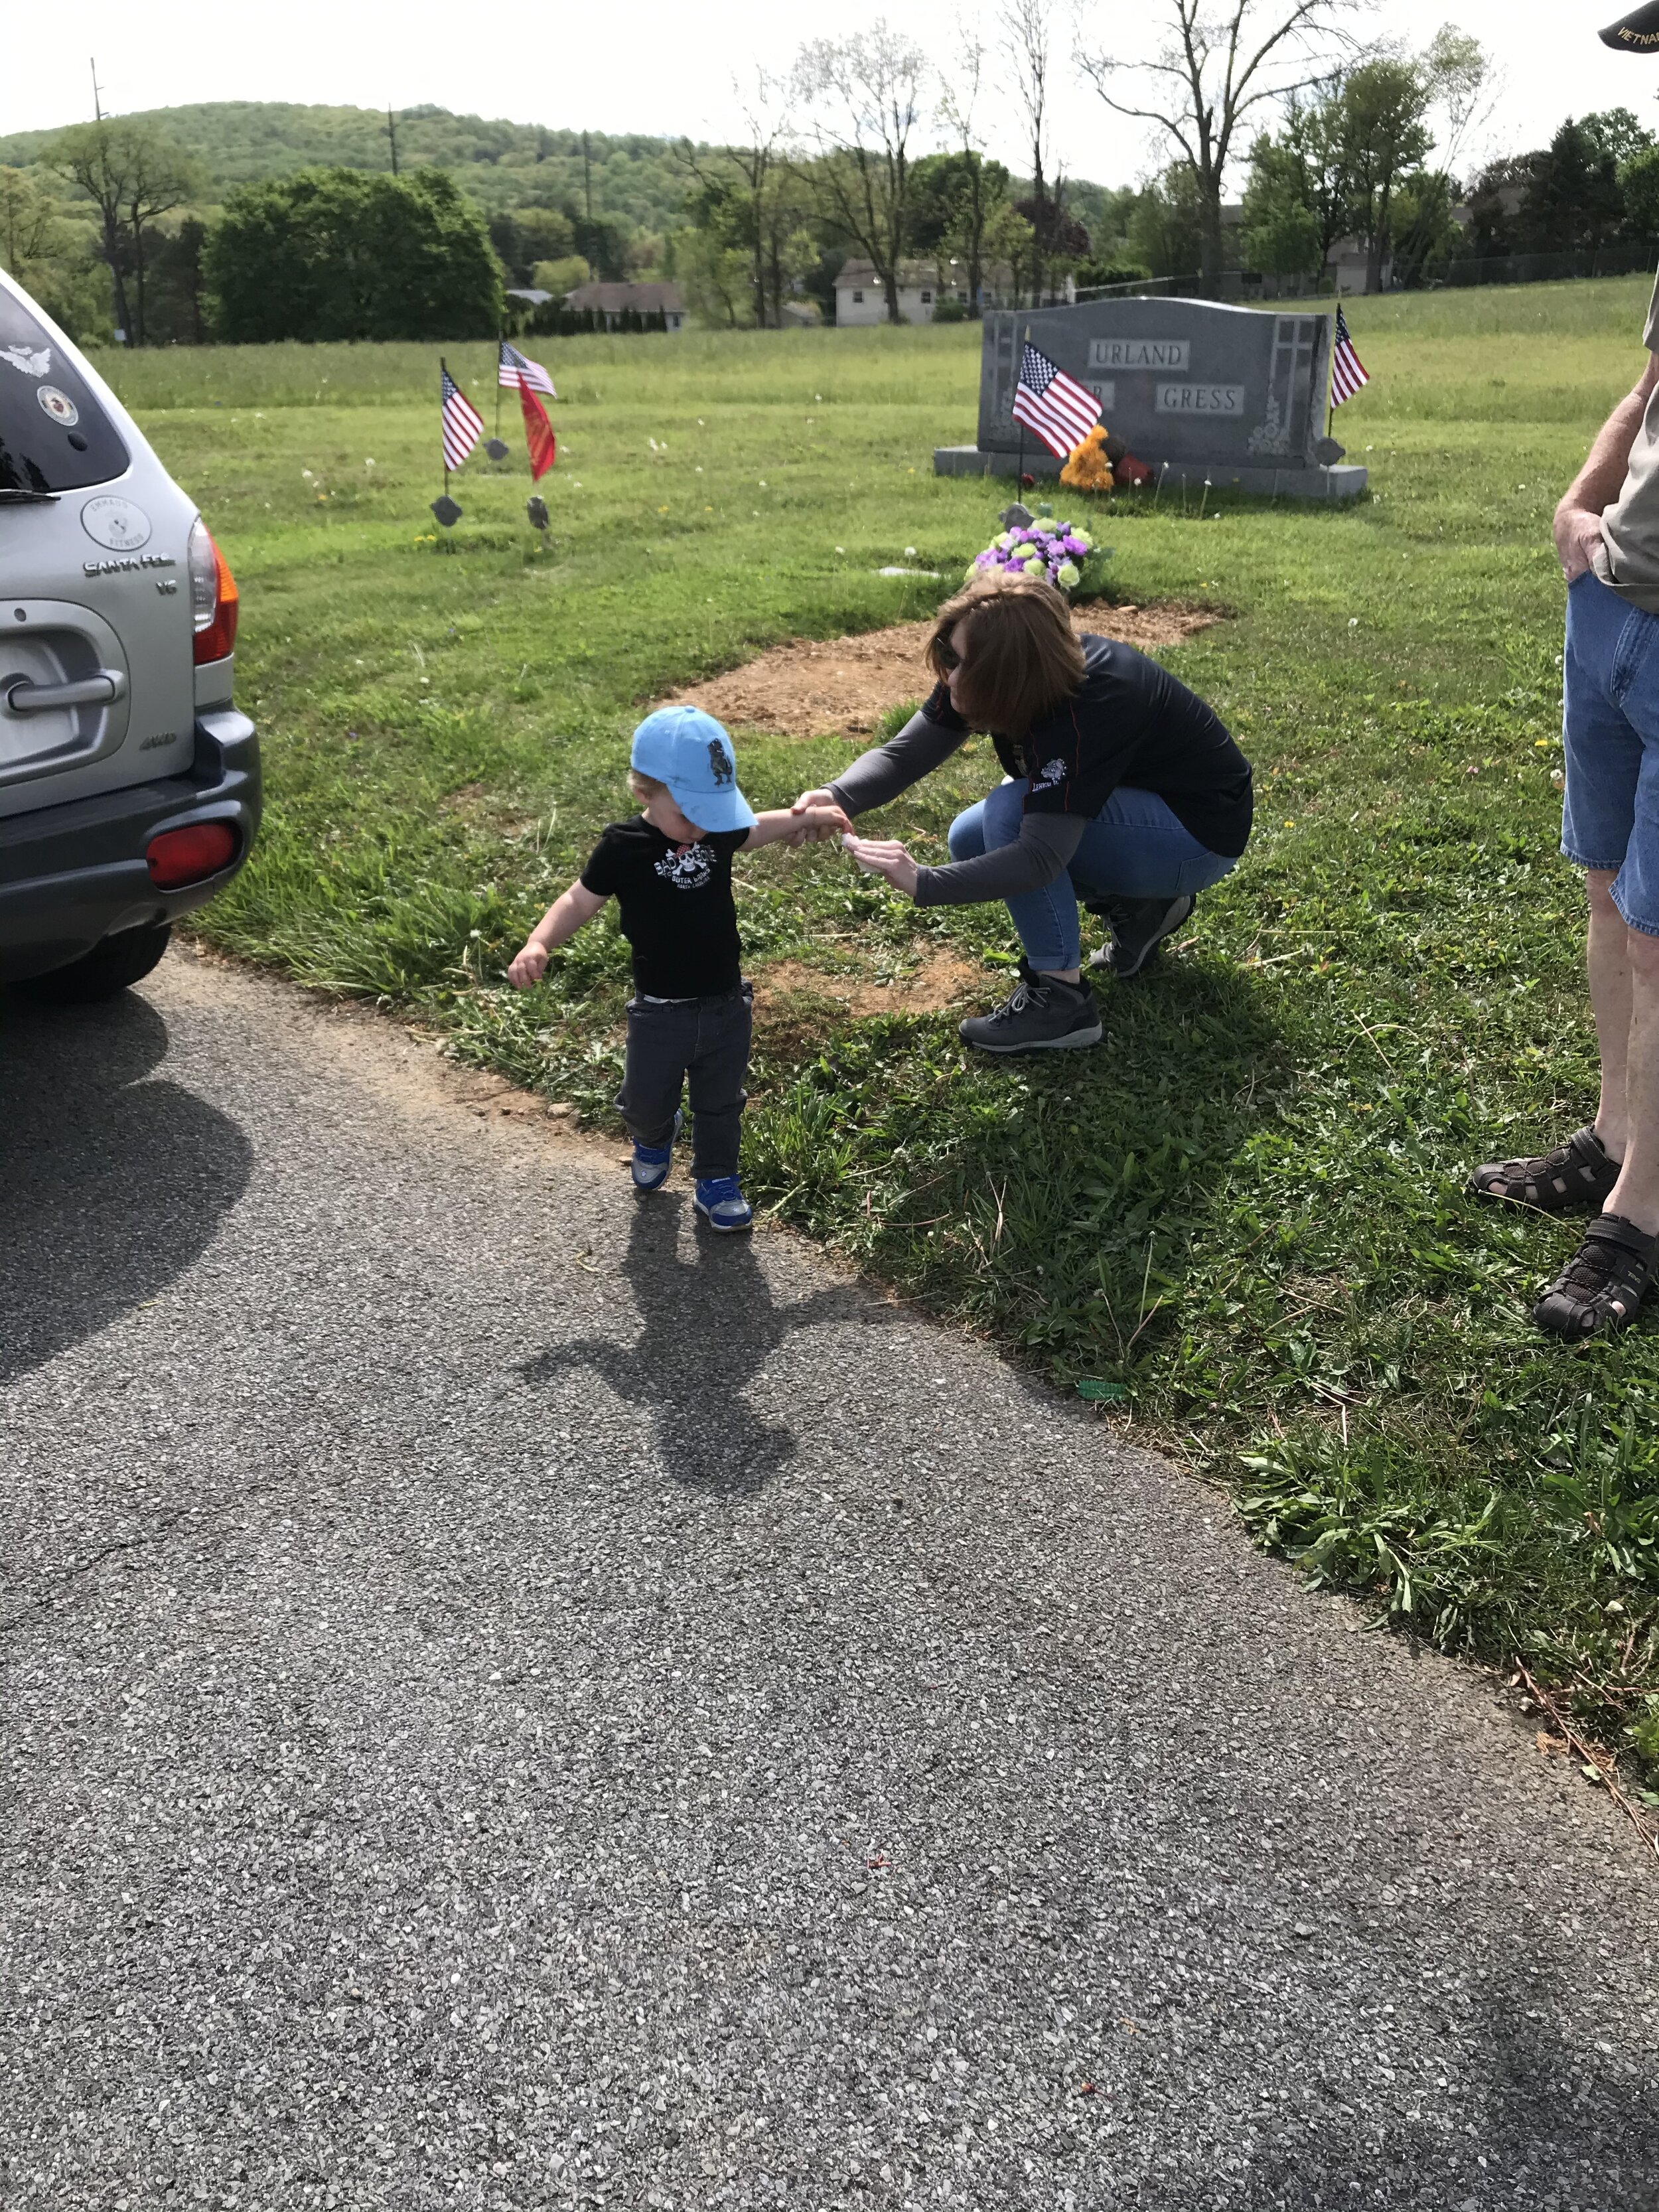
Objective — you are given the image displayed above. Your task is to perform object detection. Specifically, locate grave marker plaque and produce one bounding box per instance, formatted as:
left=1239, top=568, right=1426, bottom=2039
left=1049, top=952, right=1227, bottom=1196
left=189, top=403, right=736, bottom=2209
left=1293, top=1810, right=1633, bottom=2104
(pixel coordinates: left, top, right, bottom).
left=934, top=297, right=1366, bottom=500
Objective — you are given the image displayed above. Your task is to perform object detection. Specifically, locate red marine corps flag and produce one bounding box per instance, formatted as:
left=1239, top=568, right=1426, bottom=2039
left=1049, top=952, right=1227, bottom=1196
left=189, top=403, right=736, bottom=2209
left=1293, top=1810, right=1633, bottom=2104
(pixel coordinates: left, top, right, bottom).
left=518, top=380, right=557, bottom=480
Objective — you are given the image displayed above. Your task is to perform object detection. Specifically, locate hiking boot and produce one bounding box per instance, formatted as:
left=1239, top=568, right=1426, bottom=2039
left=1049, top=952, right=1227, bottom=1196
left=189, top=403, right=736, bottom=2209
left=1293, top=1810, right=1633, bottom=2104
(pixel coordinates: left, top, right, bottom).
left=958, top=960, right=1104, bottom=1054
left=1087, top=892, right=1197, bottom=979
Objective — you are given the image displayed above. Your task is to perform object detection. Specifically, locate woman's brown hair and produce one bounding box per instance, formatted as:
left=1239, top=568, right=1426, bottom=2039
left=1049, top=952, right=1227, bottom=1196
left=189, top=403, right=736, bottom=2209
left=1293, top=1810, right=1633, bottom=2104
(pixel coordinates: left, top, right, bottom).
left=926, top=570, right=1085, bottom=737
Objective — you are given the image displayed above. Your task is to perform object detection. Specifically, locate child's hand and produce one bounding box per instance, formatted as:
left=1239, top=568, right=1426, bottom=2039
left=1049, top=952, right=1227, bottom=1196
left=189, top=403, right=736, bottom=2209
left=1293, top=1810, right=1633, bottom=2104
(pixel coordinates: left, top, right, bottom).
left=788, top=802, right=851, bottom=846
left=507, top=940, right=549, bottom=989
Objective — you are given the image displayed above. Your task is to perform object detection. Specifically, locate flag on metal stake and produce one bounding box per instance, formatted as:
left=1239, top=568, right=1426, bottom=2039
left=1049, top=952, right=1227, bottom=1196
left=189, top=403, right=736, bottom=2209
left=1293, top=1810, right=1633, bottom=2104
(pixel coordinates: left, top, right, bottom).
left=1011, top=340, right=1102, bottom=460
left=498, top=340, right=557, bottom=398
left=440, top=362, right=484, bottom=473
left=1330, top=307, right=1370, bottom=406
left=518, top=380, right=557, bottom=481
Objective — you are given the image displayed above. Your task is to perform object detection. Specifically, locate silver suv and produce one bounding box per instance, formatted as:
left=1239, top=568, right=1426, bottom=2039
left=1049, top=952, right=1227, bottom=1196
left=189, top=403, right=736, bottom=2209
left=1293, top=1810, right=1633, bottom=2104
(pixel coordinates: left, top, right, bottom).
left=0, top=268, right=259, bottom=1003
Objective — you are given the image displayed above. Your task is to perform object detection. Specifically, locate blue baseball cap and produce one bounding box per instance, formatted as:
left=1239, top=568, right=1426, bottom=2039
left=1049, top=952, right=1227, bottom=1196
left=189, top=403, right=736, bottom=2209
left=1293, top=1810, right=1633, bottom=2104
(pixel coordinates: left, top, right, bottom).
left=630, top=705, right=756, bottom=834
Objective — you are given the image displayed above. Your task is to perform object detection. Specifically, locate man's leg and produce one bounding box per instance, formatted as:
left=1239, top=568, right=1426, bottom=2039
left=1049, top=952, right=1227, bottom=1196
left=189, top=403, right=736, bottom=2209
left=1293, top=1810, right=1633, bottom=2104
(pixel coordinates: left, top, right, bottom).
left=1588, top=869, right=1632, bottom=1164
left=1471, top=573, right=1638, bottom=1215
left=1604, top=921, right=1659, bottom=1231
left=1534, top=599, right=1659, bottom=1335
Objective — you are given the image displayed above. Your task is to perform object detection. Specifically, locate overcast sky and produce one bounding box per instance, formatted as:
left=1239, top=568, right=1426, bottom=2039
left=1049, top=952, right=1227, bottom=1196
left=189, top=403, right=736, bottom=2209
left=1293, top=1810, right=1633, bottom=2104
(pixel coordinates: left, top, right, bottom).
left=4, top=0, right=1657, bottom=188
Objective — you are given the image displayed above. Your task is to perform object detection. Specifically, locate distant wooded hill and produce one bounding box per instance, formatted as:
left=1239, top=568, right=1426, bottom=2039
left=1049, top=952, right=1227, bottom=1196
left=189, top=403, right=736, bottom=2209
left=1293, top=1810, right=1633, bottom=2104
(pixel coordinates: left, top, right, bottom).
left=0, top=104, right=700, bottom=232
left=0, top=99, right=1116, bottom=240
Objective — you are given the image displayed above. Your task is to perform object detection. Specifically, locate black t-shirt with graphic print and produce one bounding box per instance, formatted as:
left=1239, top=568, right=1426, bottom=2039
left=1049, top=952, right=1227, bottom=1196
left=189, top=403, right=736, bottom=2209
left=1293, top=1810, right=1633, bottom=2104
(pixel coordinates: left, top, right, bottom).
left=579, top=818, right=749, bottom=997
left=920, top=632, right=1253, bottom=859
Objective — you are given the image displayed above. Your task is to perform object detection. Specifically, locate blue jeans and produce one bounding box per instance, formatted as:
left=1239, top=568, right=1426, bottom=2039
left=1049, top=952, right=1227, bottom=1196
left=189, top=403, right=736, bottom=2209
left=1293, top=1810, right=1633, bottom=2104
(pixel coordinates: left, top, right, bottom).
left=1562, top=568, right=1659, bottom=936
left=946, top=779, right=1239, bottom=972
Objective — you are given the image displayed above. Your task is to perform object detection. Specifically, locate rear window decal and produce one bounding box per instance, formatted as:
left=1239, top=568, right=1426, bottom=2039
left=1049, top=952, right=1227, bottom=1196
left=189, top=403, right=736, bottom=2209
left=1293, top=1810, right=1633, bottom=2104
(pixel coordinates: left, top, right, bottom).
left=1, top=343, right=50, bottom=377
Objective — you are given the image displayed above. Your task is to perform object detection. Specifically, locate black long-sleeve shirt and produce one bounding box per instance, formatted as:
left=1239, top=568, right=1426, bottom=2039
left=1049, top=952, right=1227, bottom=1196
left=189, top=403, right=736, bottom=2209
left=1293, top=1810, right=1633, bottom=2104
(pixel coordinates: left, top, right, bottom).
left=829, top=633, right=1252, bottom=908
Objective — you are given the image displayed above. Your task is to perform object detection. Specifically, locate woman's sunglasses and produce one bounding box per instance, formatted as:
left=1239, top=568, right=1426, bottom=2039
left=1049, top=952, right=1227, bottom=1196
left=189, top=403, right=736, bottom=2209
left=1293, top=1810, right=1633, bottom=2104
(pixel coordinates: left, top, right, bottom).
left=935, top=642, right=962, bottom=673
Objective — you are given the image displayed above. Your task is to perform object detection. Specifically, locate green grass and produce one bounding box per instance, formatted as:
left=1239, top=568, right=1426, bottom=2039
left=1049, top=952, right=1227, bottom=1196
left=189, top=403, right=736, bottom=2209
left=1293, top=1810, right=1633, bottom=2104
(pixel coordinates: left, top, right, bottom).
left=107, top=284, right=1659, bottom=1773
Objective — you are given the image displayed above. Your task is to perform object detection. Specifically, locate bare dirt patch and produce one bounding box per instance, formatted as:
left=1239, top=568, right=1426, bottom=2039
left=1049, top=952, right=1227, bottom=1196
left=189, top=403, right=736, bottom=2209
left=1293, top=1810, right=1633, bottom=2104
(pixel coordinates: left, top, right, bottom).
left=753, top=948, right=987, bottom=1047
left=660, top=601, right=1226, bottom=741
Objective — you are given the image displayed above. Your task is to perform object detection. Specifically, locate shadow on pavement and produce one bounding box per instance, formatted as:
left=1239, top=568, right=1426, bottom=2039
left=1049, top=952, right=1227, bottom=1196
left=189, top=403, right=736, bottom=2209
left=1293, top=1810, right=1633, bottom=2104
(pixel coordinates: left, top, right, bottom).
left=516, top=1194, right=891, bottom=1495
left=0, top=983, right=253, bottom=1386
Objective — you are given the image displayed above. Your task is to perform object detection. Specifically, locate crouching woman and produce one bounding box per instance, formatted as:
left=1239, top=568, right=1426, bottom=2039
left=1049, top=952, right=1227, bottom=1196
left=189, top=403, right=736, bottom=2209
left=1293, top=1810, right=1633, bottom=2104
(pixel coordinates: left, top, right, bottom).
left=794, top=571, right=1253, bottom=1052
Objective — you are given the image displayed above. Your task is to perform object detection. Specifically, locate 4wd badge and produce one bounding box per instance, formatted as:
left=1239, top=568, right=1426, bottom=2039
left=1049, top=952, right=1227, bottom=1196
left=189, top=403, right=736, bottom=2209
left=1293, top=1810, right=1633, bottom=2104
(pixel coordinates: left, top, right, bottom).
left=80, top=496, right=152, bottom=552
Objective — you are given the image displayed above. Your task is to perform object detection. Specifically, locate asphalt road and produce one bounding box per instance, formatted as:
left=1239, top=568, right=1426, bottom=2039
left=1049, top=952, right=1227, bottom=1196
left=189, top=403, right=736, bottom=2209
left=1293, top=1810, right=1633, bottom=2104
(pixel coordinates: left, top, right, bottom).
left=2, top=947, right=1656, bottom=2212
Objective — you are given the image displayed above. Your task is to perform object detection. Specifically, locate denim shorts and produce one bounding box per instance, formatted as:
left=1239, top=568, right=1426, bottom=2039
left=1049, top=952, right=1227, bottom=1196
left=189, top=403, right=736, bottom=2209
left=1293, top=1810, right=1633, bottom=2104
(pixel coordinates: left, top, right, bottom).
left=1562, top=567, right=1659, bottom=936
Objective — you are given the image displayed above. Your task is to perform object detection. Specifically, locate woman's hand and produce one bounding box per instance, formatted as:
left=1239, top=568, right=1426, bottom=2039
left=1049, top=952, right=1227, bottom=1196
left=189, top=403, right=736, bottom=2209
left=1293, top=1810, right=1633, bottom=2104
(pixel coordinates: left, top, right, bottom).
left=507, top=940, right=549, bottom=990
left=843, top=834, right=920, bottom=900
left=786, top=787, right=847, bottom=846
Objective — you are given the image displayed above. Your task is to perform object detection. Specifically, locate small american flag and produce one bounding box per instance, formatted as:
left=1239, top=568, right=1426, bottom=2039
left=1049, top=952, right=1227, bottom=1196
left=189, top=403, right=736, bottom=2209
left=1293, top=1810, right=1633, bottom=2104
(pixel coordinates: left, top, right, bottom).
left=1011, top=341, right=1102, bottom=460
left=440, top=364, right=484, bottom=472
left=1330, top=307, right=1370, bottom=406
left=498, top=340, right=556, bottom=398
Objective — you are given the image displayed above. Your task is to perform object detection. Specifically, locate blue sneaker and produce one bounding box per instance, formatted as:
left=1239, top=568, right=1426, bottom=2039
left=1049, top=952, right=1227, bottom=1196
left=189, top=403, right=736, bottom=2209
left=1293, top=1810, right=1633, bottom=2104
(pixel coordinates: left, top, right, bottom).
left=693, top=1174, right=753, bottom=1232
left=631, top=1110, right=682, bottom=1193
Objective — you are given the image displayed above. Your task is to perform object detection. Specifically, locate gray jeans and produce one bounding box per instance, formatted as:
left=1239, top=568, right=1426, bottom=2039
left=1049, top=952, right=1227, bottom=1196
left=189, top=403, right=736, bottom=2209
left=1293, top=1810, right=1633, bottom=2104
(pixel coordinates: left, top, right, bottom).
left=615, top=983, right=753, bottom=1180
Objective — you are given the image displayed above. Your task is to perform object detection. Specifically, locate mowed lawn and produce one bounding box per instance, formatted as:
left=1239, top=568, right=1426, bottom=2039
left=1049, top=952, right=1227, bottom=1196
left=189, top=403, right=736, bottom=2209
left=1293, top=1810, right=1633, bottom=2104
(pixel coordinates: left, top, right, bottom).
left=106, top=283, right=1659, bottom=1760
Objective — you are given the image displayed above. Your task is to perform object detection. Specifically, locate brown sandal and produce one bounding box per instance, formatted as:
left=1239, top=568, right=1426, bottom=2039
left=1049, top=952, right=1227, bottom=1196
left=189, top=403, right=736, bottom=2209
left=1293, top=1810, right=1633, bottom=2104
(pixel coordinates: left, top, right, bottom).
left=1468, top=1125, right=1619, bottom=1215
left=1534, top=1213, right=1659, bottom=1339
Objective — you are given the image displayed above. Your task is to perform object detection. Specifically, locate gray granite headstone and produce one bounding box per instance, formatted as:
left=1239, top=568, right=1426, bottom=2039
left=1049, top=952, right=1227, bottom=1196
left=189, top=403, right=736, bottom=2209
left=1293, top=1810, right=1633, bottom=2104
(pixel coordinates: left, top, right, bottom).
left=934, top=297, right=1366, bottom=500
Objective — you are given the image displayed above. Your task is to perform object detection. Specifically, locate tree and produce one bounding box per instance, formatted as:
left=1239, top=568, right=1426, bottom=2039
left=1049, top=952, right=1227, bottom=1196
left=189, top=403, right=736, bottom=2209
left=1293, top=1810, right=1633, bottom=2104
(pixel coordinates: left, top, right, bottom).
left=206, top=167, right=502, bottom=342
left=925, top=31, right=1011, bottom=315
left=145, top=216, right=212, bottom=344
left=791, top=24, right=928, bottom=323
left=678, top=74, right=818, bottom=329
left=1581, top=106, right=1654, bottom=169
left=1078, top=0, right=1350, bottom=279
left=667, top=225, right=753, bottom=327
left=1388, top=169, right=1460, bottom=283
left=1004, top=0, right=1068, bottom=305
left=119, top=130, right=205, bottom=345
left=1240, top=133, right=1322, bottom=272
left=1336, top=58, right=1431, bottom=291
left=489, top=206, right=577, bottom=284
left=908, top=151, right=1014, bottom=313
left=1521, top=118, right=1623, bottom=253
left=44, top=119, right=202, bottom=344
left=0, top=167, right=66, bottom=289
left=1623, top=143, right=1659, bottom=242
left=45, top=121, right=147, bottom=341
left=1421, top=25, right=1494, bottom=173
left=1127, top=163, right=1208, bottom=276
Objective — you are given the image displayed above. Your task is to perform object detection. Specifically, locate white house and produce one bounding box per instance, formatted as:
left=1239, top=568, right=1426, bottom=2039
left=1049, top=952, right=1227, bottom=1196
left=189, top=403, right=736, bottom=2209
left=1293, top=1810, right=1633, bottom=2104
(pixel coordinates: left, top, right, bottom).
left=833, top=258, right=1076, bottom=325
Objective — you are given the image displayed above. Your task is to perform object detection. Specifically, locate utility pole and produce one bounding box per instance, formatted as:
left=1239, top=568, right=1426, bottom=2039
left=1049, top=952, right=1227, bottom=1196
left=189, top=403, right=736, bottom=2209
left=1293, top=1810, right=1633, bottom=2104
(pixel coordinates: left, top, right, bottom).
left=90, top=55, right=104, bottom=124
left=387, top=106, right=400, bottom=175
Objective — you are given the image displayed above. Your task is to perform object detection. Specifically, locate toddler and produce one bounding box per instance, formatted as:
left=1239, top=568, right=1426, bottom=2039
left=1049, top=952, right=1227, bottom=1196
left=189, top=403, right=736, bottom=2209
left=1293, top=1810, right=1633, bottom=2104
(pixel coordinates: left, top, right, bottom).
left=508, top=705, right=847, bottom=1231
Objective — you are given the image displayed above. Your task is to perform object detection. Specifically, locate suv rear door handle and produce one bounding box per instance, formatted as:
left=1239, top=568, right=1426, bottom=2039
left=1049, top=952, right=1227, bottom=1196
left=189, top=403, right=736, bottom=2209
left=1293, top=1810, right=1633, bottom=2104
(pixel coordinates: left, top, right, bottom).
left=5, top=668, right=127, bottom=714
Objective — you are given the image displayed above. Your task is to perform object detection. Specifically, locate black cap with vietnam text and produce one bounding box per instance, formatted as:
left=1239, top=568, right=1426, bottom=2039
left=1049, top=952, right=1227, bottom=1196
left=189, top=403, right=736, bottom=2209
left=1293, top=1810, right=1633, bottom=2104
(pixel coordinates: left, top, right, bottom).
left=1603, top=0, right=1659, bottom=50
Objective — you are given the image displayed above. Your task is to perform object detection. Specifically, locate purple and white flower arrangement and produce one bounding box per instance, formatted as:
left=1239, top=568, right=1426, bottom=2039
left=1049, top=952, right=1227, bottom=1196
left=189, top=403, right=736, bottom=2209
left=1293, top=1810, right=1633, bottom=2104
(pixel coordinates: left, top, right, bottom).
left=967, top=515, right=1098, bottom=595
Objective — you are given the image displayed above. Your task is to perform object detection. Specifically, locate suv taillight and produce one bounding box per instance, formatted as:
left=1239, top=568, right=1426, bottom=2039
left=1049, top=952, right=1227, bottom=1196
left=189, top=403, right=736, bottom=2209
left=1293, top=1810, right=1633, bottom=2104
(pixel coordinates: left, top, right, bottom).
left=187, top=517, right=239, bottom=665
left=147, top=822, right=238, bottom=887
